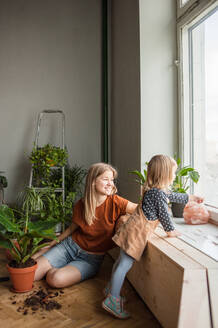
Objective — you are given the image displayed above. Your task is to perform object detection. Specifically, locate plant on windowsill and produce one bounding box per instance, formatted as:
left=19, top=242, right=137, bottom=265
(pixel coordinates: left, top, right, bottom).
left=0, top=204, right=58, bottom=292
left=171, top=157, right=200, bottom=217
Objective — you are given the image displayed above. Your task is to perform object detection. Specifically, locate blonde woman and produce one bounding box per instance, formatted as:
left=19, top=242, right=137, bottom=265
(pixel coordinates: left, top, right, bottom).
left=34, top=163, right=137, bottom=288
left=102, top=155, right=203, bottom=319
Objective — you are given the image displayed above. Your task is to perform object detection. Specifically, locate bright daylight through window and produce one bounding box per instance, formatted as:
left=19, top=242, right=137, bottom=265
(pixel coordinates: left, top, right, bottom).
left=183, top=7, right=218, bottom=208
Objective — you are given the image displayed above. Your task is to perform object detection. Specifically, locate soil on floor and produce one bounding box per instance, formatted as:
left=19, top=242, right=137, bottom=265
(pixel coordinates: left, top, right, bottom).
left=10, top=286, right=63, bottom=315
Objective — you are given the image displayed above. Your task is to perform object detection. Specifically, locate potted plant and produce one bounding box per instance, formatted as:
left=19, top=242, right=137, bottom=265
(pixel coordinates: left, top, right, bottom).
left=29, top=144, right=68, bottom=187
left=38, top=189, right=76, bottom=231
left=171, top=157, right=200, bottom=217
left=49, top=164, right=87, bottom=198
left=0, top=204, right=58, bottom=292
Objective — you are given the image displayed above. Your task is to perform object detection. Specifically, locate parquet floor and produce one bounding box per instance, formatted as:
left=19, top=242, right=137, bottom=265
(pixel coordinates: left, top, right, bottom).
left=0, top=248, right=161, bottom=328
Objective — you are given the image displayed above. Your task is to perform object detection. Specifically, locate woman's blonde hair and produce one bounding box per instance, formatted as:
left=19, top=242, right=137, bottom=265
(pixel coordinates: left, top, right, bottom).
left=143, top=155, right=177, bottom=194
left=84, top=163, right=118, bottom=225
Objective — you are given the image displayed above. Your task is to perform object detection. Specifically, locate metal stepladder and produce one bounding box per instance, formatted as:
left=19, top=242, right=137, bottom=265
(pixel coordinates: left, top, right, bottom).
left=29, top=109, right=66, bottom=232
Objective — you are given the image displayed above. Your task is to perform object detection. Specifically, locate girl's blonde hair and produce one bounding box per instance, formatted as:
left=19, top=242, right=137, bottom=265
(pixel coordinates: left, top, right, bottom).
left=143, top=155, right=177, bottom=194
left=84, top=163, right=118, bottom=225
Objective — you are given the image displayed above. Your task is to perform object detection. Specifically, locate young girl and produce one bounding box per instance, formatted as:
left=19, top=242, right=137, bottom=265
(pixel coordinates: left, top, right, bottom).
left=33, top=162, right=137, bottom=288
left=102, top=155, right=203, bottom=319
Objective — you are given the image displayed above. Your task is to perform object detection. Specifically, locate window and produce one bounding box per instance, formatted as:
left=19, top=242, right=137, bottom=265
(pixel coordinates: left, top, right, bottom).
left=180, top=0, right=193, bottom=7
left=177, top=0, right=201, bottom=18
left=178, top=3, right=218, bottom=209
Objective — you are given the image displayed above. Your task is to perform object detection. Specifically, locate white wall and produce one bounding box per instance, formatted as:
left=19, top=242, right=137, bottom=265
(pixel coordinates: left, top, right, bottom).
left=0, top=0, right=102, bottom=203
left=139, top=0, right=178, bottom=167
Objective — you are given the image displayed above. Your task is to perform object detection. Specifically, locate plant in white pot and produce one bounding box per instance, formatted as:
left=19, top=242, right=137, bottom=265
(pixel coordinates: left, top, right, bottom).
left=0, top=205, right=58, bottom=292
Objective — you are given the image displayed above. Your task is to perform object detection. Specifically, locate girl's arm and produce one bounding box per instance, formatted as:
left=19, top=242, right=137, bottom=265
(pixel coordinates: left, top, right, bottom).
left=126, top=201, right=138, bottom=214
left=168, top=192, right=189, bottom=204
left=157, top=192, right=181, bottom=237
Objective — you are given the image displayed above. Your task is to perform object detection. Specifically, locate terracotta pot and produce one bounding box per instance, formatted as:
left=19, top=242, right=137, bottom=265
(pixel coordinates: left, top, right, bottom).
left=6, top=262, right=37, bottom=293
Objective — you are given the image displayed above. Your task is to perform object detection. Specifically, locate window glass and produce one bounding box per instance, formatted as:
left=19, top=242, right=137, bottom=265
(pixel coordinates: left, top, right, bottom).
left=188, top=8, right=218, bottom=206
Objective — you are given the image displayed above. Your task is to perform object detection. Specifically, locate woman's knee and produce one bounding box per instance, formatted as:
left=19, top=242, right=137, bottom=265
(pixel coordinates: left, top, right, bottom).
left=34, top=256, right=52, bottom=281
left=46, top=269, right=65, bottom=288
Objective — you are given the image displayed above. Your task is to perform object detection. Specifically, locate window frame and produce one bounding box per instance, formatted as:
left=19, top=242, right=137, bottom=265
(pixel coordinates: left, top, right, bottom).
left=177, top=0, right=218, bottom=223
left=177, top=0, right=200, bottom=19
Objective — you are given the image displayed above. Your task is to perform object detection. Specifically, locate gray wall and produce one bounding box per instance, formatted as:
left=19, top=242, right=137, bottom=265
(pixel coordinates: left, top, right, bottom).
left=110, top=0, right=177, bottom=202
left=0, top=0, right=102, bottom=203
left=139, top=0, right=178, bottom=166
left=110, top=0, right=141, bottom=202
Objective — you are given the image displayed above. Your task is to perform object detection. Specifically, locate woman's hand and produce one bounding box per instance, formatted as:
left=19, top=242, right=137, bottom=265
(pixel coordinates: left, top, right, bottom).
left=167, top=229, right=181, bottom=237
left=189, top=195, right=204, bottom=203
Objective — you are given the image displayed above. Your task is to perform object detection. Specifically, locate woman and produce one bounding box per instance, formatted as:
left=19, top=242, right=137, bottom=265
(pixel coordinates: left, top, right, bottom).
left=34, top=162, right=137, bottom=288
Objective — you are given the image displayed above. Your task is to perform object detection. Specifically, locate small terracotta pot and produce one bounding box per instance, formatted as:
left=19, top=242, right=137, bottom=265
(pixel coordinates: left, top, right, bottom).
left=7, top=262, right=37, bottom=293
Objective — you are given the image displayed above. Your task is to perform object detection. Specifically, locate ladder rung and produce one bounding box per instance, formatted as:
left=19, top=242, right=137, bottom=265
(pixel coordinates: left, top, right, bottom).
left=30, top=187, right=64, bottom=192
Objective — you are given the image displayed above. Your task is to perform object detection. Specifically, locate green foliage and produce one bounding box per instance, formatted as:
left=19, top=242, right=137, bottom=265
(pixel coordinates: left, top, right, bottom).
left=0, top=204, right=58, bottom=265
left=28, top=144, right=87, bottom=230
left=129, top=162, right=148, bottom=185
left=30, top=144, right=68, bottom=187
left=49, top=164, right=87, bottom=197
left=39, top=189, right=76, bottom=228
left=172, top=157, right=200, bottom=193
left=0, top=175, right=7, bottom=188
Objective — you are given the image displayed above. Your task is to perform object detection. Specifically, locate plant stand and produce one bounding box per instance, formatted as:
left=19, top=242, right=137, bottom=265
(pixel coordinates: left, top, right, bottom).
left=29, top=110, right=66, bottom=233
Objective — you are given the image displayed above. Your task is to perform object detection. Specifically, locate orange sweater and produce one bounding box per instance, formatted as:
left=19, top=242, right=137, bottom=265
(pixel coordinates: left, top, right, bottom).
left=72, top=195, right=128, bottom=253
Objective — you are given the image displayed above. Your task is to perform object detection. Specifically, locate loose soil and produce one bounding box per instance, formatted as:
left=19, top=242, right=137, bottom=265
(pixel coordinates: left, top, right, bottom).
left=10, top=286, right=63, bottom=315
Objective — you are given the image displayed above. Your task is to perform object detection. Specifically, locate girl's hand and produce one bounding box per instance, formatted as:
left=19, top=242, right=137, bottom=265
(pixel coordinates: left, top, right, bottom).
left=189, top=195, right=204, bottom=203
left=167, top=229, right=181, bottom=237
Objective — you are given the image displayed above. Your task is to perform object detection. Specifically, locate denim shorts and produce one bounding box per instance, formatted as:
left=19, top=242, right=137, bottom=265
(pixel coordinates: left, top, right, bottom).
left=43, top=236, right=105, bottom=281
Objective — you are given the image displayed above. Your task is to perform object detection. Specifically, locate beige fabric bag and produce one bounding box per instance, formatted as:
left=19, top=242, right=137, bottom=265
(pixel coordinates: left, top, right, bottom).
left=113, top=205, right=159, bottom=261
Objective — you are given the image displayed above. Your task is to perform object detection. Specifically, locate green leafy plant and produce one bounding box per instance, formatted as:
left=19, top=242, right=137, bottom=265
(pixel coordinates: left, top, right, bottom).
left=29, top=144, right=68, bottom=187
left=129, top=162, right=148, bottom=185
left=49, top=164, right=87, bottom=197
left=39, top=189, right=76, bottom=229
left=172, top=157, right=200, bottom=193
left=0, top=204, right=58, bottom=266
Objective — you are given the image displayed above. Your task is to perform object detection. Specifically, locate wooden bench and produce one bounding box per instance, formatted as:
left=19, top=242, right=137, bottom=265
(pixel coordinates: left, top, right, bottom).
left=109, top=226, right=218, bottom=328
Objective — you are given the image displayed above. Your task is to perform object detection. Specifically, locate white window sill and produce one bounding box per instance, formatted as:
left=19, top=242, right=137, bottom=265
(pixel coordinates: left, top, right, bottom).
left=172, top=217, right=218, bottom=261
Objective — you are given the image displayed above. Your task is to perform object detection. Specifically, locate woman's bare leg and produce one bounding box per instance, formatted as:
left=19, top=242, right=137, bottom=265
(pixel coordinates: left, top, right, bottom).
left=46, top=265, right=82, bottom=288
left=34, top=255, right=53, bottom=281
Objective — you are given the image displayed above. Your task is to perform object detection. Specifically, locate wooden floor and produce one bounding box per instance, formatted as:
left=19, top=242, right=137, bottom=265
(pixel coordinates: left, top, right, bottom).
left=0, top=248, right=161, bottom=328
